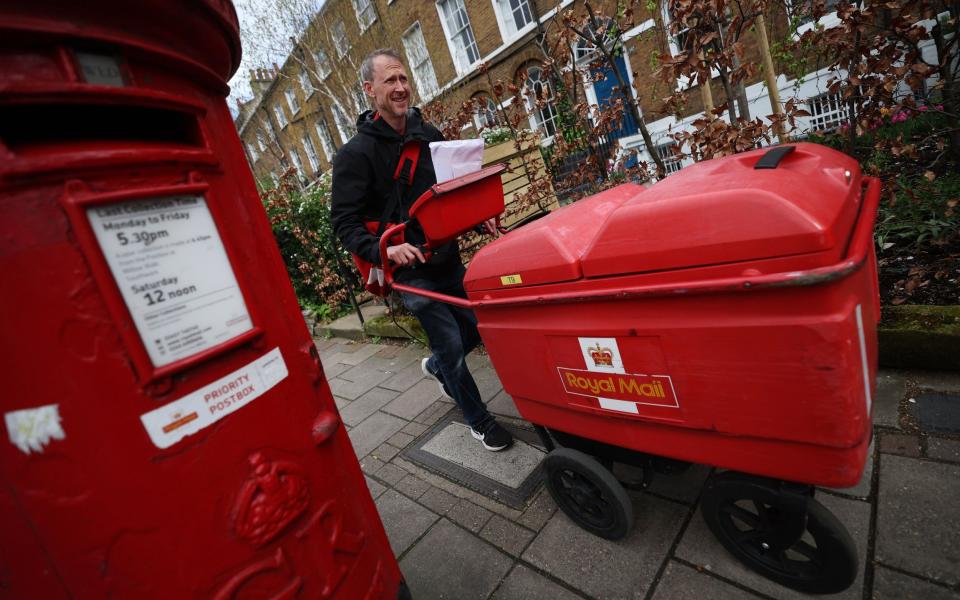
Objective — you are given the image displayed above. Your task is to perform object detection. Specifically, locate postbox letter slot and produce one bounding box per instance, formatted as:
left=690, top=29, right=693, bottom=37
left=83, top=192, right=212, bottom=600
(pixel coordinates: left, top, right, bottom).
left=0, top=104, right=204, bottom=152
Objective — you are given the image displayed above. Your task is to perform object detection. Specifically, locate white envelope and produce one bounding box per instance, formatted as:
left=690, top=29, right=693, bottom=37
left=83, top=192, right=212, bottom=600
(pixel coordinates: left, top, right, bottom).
left=429, top=139, right=485, bottom=183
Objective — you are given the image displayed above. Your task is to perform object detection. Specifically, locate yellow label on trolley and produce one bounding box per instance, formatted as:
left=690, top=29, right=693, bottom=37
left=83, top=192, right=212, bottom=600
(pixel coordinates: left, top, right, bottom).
left=500, top=274, right=523, bottom=286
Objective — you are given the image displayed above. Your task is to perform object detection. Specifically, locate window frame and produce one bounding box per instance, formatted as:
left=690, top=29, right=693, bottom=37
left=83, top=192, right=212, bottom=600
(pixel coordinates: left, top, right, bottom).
left=402, top=21, right=441, bottom=101
left=313, top=46, right=332, bottom=79
left=472, top=94, right=501, bottom=130
left=289, top=147, right=304, bottom=173
left=491, top=0, right=535, bottom=43
left=315, top=120, right=335, bottom=161
left=285, top=87, right=300, bottom=116
left=302, top=135, right=321, bottom=173
left=332, top=19, right=351, bottom=59
left=331, top=102, right=356, bottom=144
left=351, top=0, right=378, bottom=31
left=273, top=103, right=288, bottom=128
left=523, top=66, right=559, bottom=140
left=298, top=70, right=315, bottom=98
left=437, top=0, right=481, bottom=74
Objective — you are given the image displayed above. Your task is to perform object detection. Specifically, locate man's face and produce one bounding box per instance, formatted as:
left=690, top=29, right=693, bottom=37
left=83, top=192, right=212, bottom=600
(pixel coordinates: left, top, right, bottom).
left=364, top=55, right=411, bottom=120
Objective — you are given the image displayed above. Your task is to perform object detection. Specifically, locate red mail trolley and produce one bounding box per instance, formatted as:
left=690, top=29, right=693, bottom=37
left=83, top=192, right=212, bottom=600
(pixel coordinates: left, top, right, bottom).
left=381, top=143, right=879, bottom=595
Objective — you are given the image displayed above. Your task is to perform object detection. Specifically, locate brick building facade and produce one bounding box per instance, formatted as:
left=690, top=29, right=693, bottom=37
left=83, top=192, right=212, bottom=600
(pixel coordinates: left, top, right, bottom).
left=234, top=0, right=849, bottom=185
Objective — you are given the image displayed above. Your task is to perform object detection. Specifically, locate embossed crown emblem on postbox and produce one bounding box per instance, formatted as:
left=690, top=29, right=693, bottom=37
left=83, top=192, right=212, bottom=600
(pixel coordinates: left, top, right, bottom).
left=232, top=452, right=310, bottom=547
left=589, top=343, right=614, bottom=367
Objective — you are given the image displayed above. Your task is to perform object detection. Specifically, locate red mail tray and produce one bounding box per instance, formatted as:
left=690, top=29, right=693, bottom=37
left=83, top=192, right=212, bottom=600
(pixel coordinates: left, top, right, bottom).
left=409, top=163, right=507, bottom=247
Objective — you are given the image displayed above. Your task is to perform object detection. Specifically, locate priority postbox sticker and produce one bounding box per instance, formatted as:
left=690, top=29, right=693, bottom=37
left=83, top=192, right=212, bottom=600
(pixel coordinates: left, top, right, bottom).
left=140, top=348, right=288, bottom=449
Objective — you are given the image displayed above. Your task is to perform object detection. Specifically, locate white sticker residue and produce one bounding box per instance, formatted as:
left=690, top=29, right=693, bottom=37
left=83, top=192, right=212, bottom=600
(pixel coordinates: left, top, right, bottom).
left=140, top=348, right=288, bottom=449
left=5, top=404, right=66, bottom=455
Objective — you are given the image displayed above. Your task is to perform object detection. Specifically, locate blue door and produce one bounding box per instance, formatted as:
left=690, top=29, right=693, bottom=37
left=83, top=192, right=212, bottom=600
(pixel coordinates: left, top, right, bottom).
left=590, top=54, right=639, bottom=139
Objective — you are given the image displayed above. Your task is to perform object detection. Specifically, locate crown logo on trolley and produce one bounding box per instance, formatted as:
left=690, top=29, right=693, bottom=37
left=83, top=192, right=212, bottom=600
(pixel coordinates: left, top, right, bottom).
left=231, top=452, right=310, bottom=547
left=589, top=343, right=614, bottom=367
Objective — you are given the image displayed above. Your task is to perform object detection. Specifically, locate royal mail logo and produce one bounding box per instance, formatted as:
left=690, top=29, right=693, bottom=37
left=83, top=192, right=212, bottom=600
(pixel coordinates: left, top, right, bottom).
left=161, top=411, right=199, bottom=434
left=558, top=367, right=679, bottom=408
left=588, top=343, right=614, bottom=367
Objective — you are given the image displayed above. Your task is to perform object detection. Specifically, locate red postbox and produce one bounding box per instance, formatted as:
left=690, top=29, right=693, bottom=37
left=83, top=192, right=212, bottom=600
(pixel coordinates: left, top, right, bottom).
left=0, top=2, right=405, bottom=598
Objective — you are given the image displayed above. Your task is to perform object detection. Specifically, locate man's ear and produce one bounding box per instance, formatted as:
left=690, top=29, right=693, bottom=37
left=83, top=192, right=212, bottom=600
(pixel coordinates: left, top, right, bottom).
left=363, top=81, right=374, bottom=97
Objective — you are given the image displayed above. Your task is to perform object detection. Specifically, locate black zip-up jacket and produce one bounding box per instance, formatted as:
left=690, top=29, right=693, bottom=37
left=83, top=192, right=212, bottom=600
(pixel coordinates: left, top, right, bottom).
left=331, top=108, right=461, bottom=282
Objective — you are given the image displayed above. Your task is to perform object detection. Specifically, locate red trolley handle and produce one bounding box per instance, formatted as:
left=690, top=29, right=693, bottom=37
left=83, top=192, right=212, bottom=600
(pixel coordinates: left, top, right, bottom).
left=377, top=221, right=483, bottom=308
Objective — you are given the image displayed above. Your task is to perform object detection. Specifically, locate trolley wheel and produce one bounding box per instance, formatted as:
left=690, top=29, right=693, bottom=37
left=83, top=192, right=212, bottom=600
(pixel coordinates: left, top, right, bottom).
left=700, top=472, right=858, bottom=594
left=544, top=448, right=634, bottom=540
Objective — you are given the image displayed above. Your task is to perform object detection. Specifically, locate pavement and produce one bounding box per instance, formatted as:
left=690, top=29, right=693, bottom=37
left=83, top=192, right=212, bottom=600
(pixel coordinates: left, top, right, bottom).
left=314, top=334, right=960, bottom=600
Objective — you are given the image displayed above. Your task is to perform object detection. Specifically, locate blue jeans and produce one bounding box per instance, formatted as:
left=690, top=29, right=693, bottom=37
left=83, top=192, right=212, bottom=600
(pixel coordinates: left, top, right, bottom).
left=398, top=266, right=493, bottom=430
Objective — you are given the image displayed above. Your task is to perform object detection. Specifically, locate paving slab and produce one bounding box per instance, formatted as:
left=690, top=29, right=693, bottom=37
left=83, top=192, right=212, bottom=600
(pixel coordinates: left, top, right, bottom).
left=373, top=489, right=439, bottom=557
left=420, top=422, right=544, bottom=488
left=321, top=361, right=351, bottom=380
left=676, top=491, right=870, bottom=600
left=381, top=360, right=429, bottom=393
left=383, top=379, right=443, bottom=420
left=358, top=347, right=422, bottom=373
left=447, top=498, right=494, bottom=533
left=827, top=436, right=875, bottom=498
left=394, top=474, right=431, bottom=500
left=522, top=493, right=688, bottom=599
left=370, top=442, right=400, bottom=463
left=917, top=392, right=960, bottom=434
left=339, top=386, right=399, bottom=426
left=400, top=519, right=513, bottom=600
left=375, top=463, right=407, bottom=486
left=876, top=454, right=960, bottom=586
left=651, top=560, right=762, bottom=600
left=346, top=410, right=406, bottom=459
left=491, top=564, right=585, bottom=600
left=879, top=432, right=922, bottom=457
left=917, top=371, right=960, bottom=393
left=414, top=400, right=455, bottom=426
left=874, top=371, right=907, bottom=428
left=338, top=362, right=397, bottom=385
left=365, top=475, right=387, bottom=500
left=328, top=369, right=393, bottom=400
left=927, top=437, right=960, bottom=463
left=488, top=389, right=522, bottom=419
left=473, top=366, right=505, bottom=402
left=332, top=342, right=383, bottom=365
left=401, top=421, right=428, bottom=436
left=480, top=515, right=536, bottom=557
left=418, top=486, right=459, bottom=515
left=517, top=488, right=557, bottom=531
left=873, top=565, right=960, bottom=600
left=466, top=351, right=493, bottom=371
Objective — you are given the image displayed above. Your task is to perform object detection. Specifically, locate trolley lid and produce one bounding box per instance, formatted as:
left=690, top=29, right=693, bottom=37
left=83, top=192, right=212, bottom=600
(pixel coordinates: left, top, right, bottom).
left=464, top=143, right=863, bottom=292
left=463, top=184, right=640, bottom=292
left=580, top=143, right=863, bottom=279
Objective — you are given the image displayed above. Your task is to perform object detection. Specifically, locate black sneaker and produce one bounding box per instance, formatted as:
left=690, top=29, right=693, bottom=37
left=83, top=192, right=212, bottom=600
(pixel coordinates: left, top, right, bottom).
left=421, top=358, right=452, bottom=399
left=470, top=421, right=513, bottom=452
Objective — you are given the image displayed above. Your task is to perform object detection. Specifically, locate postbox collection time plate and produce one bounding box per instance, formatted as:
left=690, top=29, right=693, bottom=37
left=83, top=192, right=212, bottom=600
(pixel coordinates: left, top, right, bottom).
left=86, top=195, right=253, bottom=367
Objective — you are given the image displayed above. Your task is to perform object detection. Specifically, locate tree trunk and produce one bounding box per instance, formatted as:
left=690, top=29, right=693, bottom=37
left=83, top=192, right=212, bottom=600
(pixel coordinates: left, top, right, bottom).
left=755, top=12, right=787, bottom=143
left=584, top=1, right=667, bottom=178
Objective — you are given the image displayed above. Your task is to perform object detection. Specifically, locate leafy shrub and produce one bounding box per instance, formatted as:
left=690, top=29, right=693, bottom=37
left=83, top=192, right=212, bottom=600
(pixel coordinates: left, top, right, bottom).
left=876, top=172, right=960, bottom=251
left=260, top=170, right=360, bottom=318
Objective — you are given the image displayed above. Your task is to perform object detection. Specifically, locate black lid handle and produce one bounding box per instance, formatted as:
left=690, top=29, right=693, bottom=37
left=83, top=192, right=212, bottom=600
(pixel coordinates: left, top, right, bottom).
left=754, top=145, right=796, bottom=169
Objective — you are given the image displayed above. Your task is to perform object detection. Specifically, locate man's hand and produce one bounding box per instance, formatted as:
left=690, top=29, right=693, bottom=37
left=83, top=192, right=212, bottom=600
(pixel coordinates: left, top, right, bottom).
left=481, top=218, right=498, bottom=237
left=386, top=243, right=425, bottom=267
